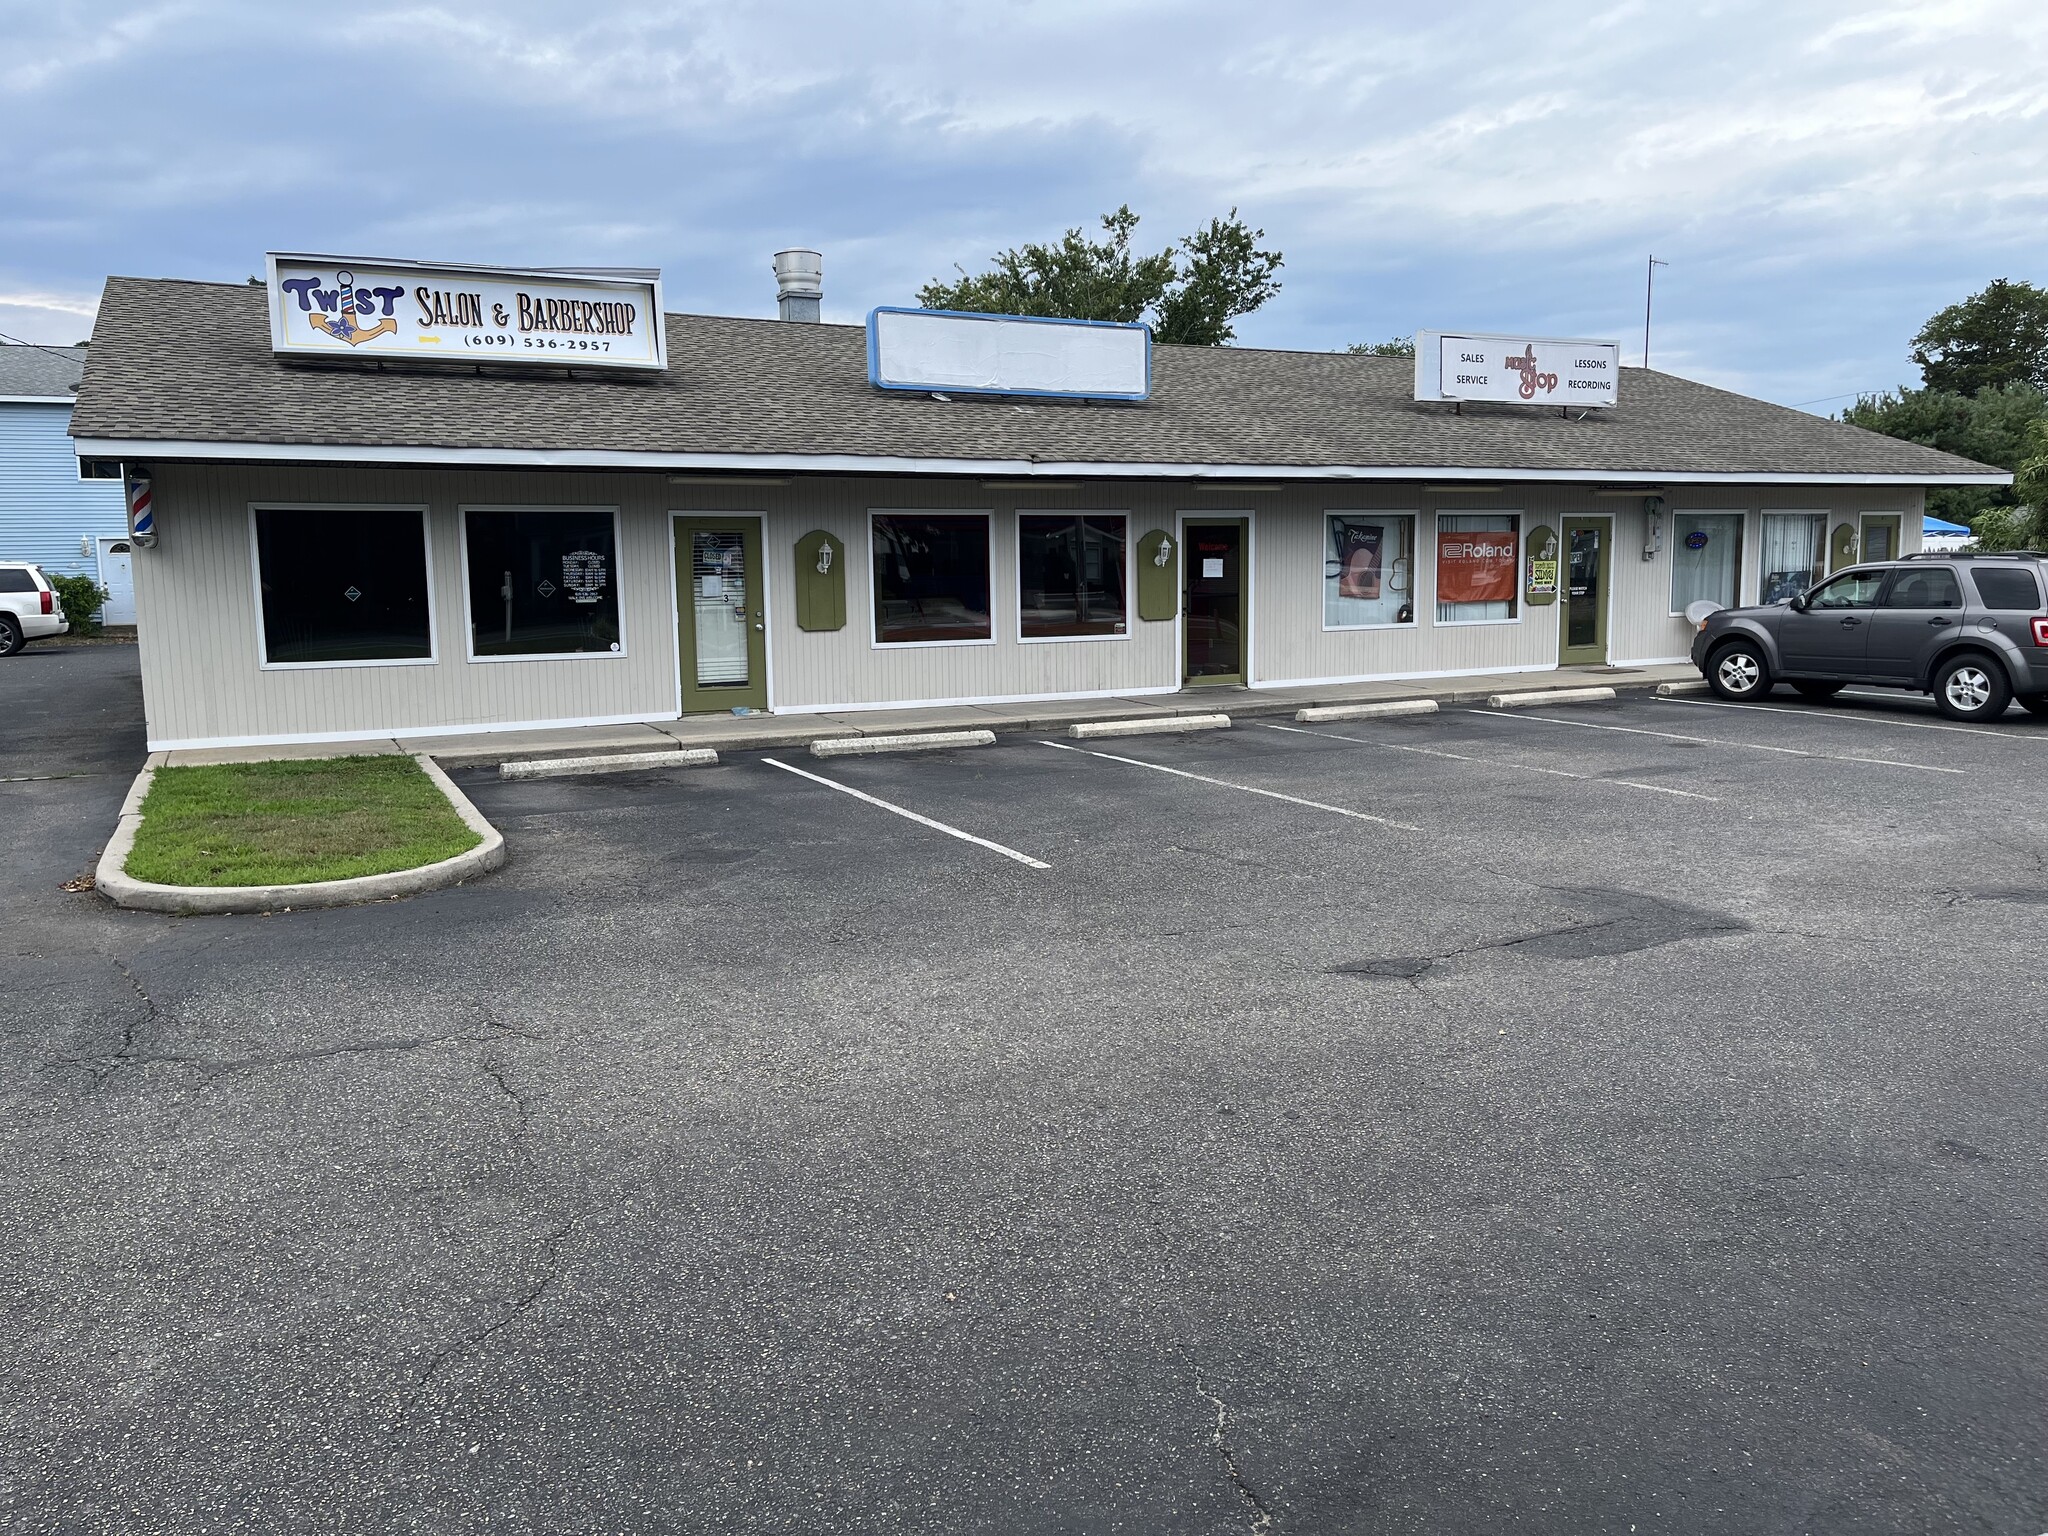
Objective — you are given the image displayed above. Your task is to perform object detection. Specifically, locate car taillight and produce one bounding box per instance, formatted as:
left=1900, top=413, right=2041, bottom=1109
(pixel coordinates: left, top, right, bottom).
left=40, top=590, right=53, bottom=615
left=2033, top=616, right=2048, bottom=648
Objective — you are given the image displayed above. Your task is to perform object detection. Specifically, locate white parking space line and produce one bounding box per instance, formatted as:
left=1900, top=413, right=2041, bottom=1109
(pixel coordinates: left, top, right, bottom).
left=760, top=757, right=1052, bottom=870
left=1262, top=722, right=1720, bottom=801
left=1038, top=740, right=1426, bottom=832
left=1465, top=710, right=1966, bottom=775
left=1661, top=694, right=2044, bottom=741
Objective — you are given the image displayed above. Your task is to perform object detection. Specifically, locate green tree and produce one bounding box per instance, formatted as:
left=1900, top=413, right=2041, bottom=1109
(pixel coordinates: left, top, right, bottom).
left=1910, top=278, right=2048, bottom=395
left=1346, top=337, right=1415, bottom=357
left=919, top=206, right=1282, bottom=345
left=1841, top=381, right=2044, bottom=526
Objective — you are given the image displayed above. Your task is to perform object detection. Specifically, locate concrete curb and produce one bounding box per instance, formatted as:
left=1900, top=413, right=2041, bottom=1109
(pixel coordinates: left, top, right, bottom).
left=1296, top=700, right=1438, bottom=723
left=1655, top=679, right=1711, bottom=696
left=502, top=748, right=717, bottom=780
left=1485, top=686, right=1618, bottom=709
left=95, top=754, right=506, bottom=915
left=1069, top=714, right=1230, bottom=739
left=811, top=730, right=996, bottom=758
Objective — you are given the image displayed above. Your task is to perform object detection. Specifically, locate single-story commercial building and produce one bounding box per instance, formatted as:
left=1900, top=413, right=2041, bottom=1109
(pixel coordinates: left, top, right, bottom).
left=2, top=344, right=135, bottom=621
left=70, top=255, right=2008, bottom=752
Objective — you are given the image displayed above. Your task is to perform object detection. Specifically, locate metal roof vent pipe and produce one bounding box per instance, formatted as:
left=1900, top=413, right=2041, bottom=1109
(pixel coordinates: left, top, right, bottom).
left=774, top=249, right=823, bottom=322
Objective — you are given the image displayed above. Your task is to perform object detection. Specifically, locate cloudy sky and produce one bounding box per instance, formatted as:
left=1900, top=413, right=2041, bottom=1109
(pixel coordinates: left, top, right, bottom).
left=3, top=1, right=2042, bottom=410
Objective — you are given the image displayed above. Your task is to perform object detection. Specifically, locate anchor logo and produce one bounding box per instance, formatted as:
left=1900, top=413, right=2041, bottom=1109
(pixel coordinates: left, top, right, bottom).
left=305, top=270, right=399, bottom=347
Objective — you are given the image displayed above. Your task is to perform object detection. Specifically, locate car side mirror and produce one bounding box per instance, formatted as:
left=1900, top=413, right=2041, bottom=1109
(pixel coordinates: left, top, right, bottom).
left=1788, top=594, right=1809, bottom=612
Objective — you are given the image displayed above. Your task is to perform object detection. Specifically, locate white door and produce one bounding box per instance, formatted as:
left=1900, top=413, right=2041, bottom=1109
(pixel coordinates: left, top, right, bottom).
left=96, top=538, right=136, bottom=625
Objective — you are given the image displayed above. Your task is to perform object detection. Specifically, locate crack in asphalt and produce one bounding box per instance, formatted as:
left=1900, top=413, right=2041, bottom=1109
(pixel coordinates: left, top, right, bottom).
left=394, top=1207, right=602, bottom=1433
left=1197, top=1384, right=1275, bottom=1533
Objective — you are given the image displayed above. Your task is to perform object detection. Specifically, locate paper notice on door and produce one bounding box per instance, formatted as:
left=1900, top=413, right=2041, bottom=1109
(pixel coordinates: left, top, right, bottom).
left=1202, top=557, right=1224, bottom=578
left=702, top=574, right=724, bottom=597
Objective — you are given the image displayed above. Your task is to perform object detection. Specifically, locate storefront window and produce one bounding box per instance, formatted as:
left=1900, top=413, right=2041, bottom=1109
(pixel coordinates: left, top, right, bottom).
left=1325, top=514, right=1416, bottom=627
left=254, top=506, right=432, bottom=665
left=1435, top=513, right=1519, bottom=623
left=1669, top=512, right=1742, bottom=613
left=1019, top=514, right=1127, bottom=639
left=1759, top=513, right=1826, bottom=604
left=464, top=508, right=621, bottom=658
left=872, top=513, right=992, bottom=644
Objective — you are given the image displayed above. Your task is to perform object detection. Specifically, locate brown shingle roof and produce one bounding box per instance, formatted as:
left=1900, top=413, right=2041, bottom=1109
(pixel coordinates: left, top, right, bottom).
left=71, top=276, right=2005, bottom=482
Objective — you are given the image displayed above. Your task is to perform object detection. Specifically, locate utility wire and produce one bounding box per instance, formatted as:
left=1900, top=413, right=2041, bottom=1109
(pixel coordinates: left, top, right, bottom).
left=0, top=327, right=90, bottom=370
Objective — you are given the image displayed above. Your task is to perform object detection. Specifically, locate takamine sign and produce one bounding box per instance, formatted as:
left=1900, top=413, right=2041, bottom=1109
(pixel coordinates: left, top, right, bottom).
left=264, top=253, right=666, bottom=371
left=1414, top=330, right=1620, bottom=408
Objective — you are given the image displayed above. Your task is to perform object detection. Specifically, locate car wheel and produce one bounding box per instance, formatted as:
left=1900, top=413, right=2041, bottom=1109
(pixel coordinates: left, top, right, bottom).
left=1792, top=680, right=1845, bottom=701
left=1932, top=653, right=2012, bottom=721
left=0, top=616, right=22, bottom=658
left=1708, top=639, right=1771, bottom=700
left=2016, top=694, right=2048, bottom=719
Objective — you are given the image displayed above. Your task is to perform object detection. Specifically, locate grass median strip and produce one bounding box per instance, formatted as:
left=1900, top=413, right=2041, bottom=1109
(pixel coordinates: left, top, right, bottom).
left=124, top=755, right=483, bottom=887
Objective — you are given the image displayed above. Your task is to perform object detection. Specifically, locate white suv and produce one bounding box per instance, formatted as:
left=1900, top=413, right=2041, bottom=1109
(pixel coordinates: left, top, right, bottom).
left=0, top=562, right=71, bottom=656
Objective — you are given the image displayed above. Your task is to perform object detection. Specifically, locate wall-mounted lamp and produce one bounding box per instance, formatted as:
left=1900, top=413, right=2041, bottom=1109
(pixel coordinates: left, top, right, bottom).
left=1642, top=494, right=1666, bottom=561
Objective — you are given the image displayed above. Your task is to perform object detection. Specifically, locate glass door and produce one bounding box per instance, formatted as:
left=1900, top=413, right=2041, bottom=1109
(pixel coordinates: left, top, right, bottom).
left=1558, top=517, right=1610, bottom=665
left=1860, top=514, right=1901, bottom=564
left=675, top=516, right=767, bottom=713
left=1182, top=519, right=1246, bottom=685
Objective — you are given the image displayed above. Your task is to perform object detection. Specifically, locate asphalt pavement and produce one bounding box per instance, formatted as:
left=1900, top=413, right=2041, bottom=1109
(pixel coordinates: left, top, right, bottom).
left=3, top=643, right=2044, bottom=1534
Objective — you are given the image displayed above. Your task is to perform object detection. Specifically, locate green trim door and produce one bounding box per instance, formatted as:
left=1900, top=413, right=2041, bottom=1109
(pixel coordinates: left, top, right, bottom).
left=676, top=516, right=768, bottom=713
left=1182, top=518, right=1247, bottom=685
left=1558, top=516, right=1611, bottom=666
left=1860, top=513, right=1902, bottom=564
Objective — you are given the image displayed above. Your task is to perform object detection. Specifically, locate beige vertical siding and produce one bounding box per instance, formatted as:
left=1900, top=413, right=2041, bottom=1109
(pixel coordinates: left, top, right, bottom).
left=1607, top=486, right=1924, bottom=666
left=132, top=464, right=1931, bottom=747
left=137, top=464, right=685, bottom=747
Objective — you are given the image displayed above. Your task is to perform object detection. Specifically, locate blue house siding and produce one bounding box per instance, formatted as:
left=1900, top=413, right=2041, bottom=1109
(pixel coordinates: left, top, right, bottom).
left=0, top=400, right=127, bottom=579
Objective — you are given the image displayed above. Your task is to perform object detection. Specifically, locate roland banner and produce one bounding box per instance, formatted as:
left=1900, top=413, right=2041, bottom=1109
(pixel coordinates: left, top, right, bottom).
left=265, top=254, right=666, bottom=371
left=1437, top=525, right=1519, bottom=604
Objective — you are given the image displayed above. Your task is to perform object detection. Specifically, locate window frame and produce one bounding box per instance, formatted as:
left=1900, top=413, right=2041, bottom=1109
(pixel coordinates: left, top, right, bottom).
left=1966, top=564, right=2044, bottom=611
left=77, top=458, right=123, bottom=482
left=246, top=502, right=439, bottom=672
left=1322, top=510, right=1420, bottom=632
left=867, top=508, right=997, bottom=650
left=1806, top=566, right=1889, bottom=609
left=1015, top=510, right=1133, bottom=645
left=1757, top=509, right=1829, bottom=606
left=1876, top=564, right=1962, bottom=610
left=457, top=503, right=628, bottom=665
left=1432, top=510, right=1524, bottom=627
left=1665, top=509, right=1746, bottom=617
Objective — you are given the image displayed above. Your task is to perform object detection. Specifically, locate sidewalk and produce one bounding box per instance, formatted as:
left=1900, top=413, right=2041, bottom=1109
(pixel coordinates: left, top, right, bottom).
left=159, top=663, right=1700, bottom=768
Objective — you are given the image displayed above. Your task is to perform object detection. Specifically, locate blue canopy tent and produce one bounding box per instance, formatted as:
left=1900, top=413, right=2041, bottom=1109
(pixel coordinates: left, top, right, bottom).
left=1924, top=514, right=1972, bottom=536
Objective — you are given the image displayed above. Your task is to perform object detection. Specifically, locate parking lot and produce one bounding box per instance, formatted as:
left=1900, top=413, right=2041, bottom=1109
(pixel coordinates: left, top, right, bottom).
left=4, top=645, right=2045, bottom=1534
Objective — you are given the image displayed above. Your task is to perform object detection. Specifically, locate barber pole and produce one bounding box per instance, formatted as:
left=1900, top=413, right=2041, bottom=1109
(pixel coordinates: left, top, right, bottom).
left=126, top=468, right=156, bottom=547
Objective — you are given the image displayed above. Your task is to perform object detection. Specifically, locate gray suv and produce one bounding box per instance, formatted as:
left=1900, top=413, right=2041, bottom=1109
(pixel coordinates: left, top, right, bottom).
left=1690, top=552, right=2048, bottom=722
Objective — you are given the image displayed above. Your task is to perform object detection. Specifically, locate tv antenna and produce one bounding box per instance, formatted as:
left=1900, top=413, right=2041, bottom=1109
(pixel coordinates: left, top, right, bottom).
left=1643, top=255, right=1669, bottom=368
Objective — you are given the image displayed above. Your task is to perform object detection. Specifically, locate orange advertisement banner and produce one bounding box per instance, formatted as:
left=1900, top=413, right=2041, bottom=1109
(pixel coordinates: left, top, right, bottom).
left=1436, top=529, right=1519, bottom=605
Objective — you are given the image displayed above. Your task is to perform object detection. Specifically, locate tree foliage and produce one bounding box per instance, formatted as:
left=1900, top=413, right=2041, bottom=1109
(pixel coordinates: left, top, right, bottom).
left=1910, top=278, right=2048, bottom=395
left=1842, top=382, right=2045, bottom=527
left=918, top=206, right=1282, bottom=346
left=1347, top=337, right=1415, bottom=357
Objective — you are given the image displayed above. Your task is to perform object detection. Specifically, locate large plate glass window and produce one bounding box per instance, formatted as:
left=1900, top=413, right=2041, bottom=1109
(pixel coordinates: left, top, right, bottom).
left=464, top=508, right=621, bottom=658
left=1670, top=512, right=1743, bottom=613
left=872, top=513, right=992, bottom=644
left=1435, top=513, right=1520, bottom=623
left=1325, top=514, right=1416, bottom=627
left=254, top=506, right=431, bottom=665
left=1760, top=513, right=1826, bottom=604
left=1019, top=514, right=1127, bottom=639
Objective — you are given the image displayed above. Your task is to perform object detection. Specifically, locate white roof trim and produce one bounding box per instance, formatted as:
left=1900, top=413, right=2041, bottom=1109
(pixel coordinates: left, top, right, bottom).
left=68, top=436, right=2015, bottom=487
left=2, top=395, right=76, bottom=405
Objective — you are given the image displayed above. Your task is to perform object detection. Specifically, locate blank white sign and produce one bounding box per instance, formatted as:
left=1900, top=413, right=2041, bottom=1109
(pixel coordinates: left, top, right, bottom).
left=870, top=308, right=1150, bottom=400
